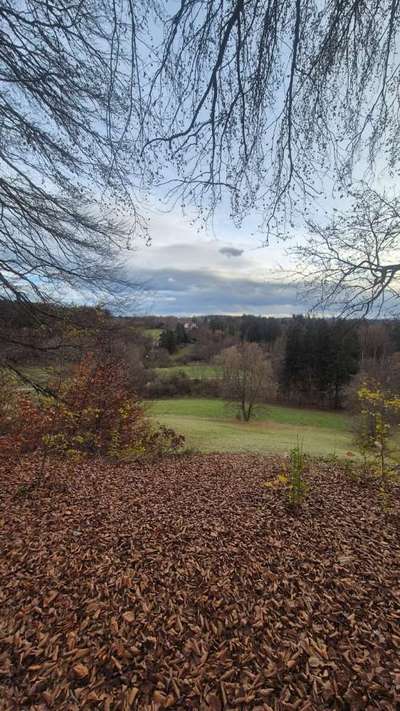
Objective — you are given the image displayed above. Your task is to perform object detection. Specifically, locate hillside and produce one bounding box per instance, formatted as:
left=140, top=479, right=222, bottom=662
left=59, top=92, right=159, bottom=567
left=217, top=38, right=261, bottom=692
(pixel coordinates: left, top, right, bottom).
left=149, top=398, right=354, bottom=457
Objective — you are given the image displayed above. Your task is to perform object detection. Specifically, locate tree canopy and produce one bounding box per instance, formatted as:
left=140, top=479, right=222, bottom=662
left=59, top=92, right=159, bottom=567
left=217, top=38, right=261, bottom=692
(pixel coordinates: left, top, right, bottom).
left=139, top=0, right=400, bottom=234
left=281, top=316, right=360, bottom=407
left=3, top=0, right=400, bottom=316
left=220, top=342, right=275, bottom=420
left=0, top=0, right=146, bottom=307
left=139, top=0, right=400, bottom=314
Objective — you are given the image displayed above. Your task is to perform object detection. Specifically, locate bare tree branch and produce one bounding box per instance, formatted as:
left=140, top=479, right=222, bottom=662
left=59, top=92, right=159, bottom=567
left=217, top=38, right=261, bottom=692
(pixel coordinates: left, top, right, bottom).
left=296, top=186, right=400, bottom=316
left=138, top=0, right=400, bottom=235
left=0, top=0, right=148, bottom=310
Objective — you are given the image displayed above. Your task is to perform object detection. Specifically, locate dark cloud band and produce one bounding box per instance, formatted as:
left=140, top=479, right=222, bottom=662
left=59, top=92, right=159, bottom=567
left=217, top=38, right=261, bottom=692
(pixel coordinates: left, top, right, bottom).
left=124, top=266, right=304, bottom=315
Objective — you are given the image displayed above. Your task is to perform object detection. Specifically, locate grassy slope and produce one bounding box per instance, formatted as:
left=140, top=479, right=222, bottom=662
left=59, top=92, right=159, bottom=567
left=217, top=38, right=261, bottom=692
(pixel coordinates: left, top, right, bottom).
left=148, top=398, right=354, bottom=457
left=17, top=365, right=61, bottom=389
left=14, top=369, right=355, bottom=457
left=143, top=328, right=162, bottom=342
left=154, top=364, right=221, bottom=379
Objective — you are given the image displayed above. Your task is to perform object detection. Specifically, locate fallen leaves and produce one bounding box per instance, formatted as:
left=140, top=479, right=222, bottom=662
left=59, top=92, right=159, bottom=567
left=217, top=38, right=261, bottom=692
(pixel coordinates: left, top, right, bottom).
left=122, top=610, right=135, bottom=624
left=0, top=453, right=399, bottom=709
left=72, top=663, right=89, bottom=680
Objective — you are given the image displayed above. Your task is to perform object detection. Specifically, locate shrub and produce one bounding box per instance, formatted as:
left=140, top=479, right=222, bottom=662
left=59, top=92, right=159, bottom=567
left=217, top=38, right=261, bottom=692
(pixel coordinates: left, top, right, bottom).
left=145, top=371, right=192, bottom=398
left=355, top=383, right=400, bottom=509
left=190, top=378, right=221, bottom=398
left=340, top=452, right=361, bottom=481
left=286, top=442, right=308, bottom=507
left=144, top=372, right=221, bottom=399
left=1, top=353, right=184, bottom=461
left=263, top=441, right=308, bottom=509
left=0, top=369, right=19, bottom=435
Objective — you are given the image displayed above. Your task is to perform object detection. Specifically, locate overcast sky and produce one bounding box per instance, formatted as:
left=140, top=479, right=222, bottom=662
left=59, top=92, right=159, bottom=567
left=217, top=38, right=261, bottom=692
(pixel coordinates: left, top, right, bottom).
left=123, top=161, right=398, bottom=318
left=121, top=206, right=311, bottom=317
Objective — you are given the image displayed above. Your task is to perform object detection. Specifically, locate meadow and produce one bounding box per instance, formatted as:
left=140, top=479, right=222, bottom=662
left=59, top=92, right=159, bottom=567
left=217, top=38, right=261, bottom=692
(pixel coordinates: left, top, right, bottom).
left=154, top=363, right=221, bottom=379
left=17, top=366, right=356, bottom=457
left=149, top=397, right=354, bottom=457
left=17, top=365, right=357, bottom=458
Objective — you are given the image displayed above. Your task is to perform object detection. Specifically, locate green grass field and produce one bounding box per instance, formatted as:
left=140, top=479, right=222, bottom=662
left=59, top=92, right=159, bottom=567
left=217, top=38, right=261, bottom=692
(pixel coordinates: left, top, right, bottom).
left=17, top=366, right=59, bottom=389
left=143, top=328, right=162, bottom=343
left=12, top=367, right=357, bottom=458
left=154, top=363, right=221, bottom=379
left=149, top=398, right=355, bottom=457
left=12, top=366, right=76, bottom=395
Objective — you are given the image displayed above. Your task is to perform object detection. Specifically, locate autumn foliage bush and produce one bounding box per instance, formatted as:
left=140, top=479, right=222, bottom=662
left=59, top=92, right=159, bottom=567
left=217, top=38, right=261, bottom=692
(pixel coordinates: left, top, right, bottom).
left=0, top=353, right=184, bottom=460
left=355, top=382, right=400, bottom=509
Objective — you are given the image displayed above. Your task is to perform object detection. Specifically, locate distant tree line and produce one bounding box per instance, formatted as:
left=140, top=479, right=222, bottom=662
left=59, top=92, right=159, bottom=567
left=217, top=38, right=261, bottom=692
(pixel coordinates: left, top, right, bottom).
left=239, top=315, right=281, bottom=345
left=205, top=314, right=281, bottom=345
left=2, top=299, right=400, bottom=411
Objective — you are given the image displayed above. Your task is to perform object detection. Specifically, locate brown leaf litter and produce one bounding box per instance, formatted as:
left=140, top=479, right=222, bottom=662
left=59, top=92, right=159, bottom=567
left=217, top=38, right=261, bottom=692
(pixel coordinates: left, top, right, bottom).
left=0, top=454, right=399, bottom=709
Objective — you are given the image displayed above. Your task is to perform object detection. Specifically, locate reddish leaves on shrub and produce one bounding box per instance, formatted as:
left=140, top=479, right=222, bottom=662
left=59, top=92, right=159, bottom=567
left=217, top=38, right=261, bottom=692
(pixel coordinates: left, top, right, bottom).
left=0, top=353, right=184, bottom=460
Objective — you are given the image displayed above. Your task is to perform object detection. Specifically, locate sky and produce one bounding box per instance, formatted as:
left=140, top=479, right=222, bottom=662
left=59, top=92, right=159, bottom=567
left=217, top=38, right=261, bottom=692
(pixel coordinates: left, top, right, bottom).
left=121, top=205, right=311, bottom=317
left=120, top=162, right=397, bottom=318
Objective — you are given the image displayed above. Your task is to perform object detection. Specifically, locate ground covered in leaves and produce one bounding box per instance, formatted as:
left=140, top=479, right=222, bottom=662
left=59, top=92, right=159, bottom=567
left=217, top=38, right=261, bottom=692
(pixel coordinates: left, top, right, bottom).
left=0, top=454, right=399, bottom=710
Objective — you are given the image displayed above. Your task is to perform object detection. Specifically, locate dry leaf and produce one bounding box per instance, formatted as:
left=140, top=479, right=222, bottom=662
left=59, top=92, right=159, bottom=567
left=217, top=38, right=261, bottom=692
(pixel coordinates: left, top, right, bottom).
left=73, top=663, right=89, bottom=679
left=308, top=656, right=322, bottom=668
left=122, top=610, right=135, bottom=623
left=1, top=453, right=399, bottom=709
left=126, top=687, right=139, bottom=704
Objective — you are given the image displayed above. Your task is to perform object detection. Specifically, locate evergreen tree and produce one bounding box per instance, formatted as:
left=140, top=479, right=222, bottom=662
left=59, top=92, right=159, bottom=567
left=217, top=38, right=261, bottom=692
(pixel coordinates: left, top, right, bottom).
left=329, top=321, right=361, bottom=409
left=280, top=316, right=306, bottom=401
left=175, top=322, right=189, bottom=345
left=159, top=329, right=177, bottom=354
left=240, top=315, right=281, bottom=345
left=281, top=317, right=360, bottom=408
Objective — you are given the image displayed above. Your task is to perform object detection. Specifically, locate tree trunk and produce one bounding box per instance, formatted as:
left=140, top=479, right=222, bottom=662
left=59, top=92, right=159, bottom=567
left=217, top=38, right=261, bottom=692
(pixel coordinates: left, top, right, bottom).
left=333, top=382, right=340, bottom=410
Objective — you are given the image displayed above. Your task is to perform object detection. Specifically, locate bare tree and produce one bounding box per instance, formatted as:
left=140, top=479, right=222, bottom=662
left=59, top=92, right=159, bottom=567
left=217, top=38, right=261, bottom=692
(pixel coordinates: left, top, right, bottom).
left=296, top=187, right=400, bottom=316
left=358, top=322, right=392, bottom=364
left=220, top=343, right=275, bottom=421
left=0, top=0, right=147, bottom=309
left=140, top=0, right=400, bottom=235
left=4, top=1, right=400, bottom=325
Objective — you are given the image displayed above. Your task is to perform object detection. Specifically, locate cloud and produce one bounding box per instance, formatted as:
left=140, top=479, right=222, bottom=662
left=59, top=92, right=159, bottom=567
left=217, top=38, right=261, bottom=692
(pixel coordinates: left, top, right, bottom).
left=219, top=246, right=244, bottom=258
left=118, top=206, right=301, bottom=315
left=123, top=265, right=305, bottom=316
